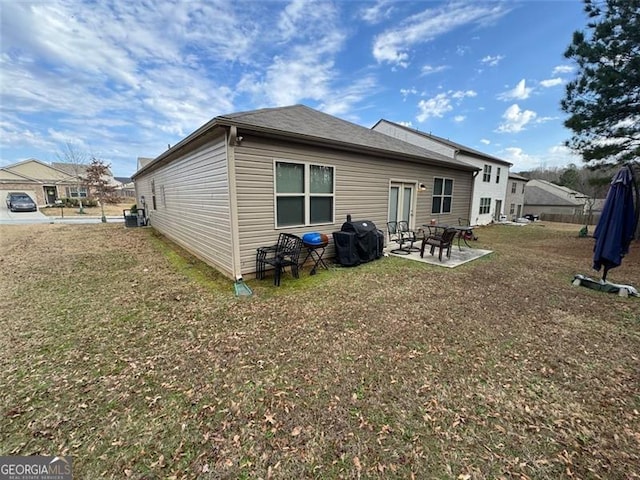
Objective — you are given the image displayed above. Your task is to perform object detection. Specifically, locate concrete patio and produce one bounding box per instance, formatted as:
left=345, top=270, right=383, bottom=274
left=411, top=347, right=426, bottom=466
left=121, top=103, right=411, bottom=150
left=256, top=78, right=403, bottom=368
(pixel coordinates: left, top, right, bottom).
left=386, top=244, right=493, bottom=268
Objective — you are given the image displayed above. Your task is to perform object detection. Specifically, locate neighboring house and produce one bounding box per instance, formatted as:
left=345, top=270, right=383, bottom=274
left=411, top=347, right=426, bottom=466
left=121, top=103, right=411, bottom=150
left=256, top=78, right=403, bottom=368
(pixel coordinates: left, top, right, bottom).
left=372, top=120, right=512, bottom=225
left=0, top=159, right=80, bottom=206
left=114, top=177, right=135, bottom=197
left=52, top=162, right=119, bottom=196
left=132, top=104, right=480, bottom=280
left=524, top=179, right=589, bottom=216
left=505, top=172, right=528, bottom=220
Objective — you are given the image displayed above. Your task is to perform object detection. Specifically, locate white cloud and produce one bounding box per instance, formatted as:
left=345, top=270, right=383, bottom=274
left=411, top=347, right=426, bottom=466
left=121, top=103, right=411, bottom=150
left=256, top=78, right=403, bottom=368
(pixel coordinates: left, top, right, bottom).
left=539, top=77, right=563, bottom=88
left=416, top=90, right=477, bottom=122
left=496, top=104, right=537, bottom=133
left=552, top=65, right=574, bottom=75
left=417, top=94, right=452, bottom=122
left=372, top=3, right=511, bottom=66
left=480, top=54, right=504, bottom=66
left=497, top=79, right=532, bottom=101
left=400, top=88, right=418, bottom=101
left=452, top=90, right=477, bottom=99
left=454, top=115, right=466, bottom=123
left=398, top=120, right=414, bottom=128
left=421, top=64, right=449, bottom=76
left=480, top=138, right=490, bottom=145
left=501, top=144, right=580, bottom=171
left=360, top=0, right=395, bottom=24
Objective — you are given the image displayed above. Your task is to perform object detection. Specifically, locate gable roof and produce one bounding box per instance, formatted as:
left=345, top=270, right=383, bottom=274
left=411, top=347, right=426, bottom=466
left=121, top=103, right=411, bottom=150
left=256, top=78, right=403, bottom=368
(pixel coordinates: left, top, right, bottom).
left=372, top=119, right=512, bottom=166
left=134, top=105, right=480, bottom=179
left=525, top=179, right=588, bottom=206
left=509, top=172, right=529, bottom=181
left=52, top=162, right=114, bottom=177
left=0, top=167, right=40, bottom=183
left=4, top=158, right=74, bottom=181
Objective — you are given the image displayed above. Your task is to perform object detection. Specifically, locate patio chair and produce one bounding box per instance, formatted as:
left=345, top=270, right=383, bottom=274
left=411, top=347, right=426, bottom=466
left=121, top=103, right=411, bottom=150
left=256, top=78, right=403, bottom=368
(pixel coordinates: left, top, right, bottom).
left=397, top=221, right=420, bottom=252
left=387, top=221, right=409, bottom=254
left=420, top=227, right=458, bottom=261
left=256, top=233, right=303, bottom=286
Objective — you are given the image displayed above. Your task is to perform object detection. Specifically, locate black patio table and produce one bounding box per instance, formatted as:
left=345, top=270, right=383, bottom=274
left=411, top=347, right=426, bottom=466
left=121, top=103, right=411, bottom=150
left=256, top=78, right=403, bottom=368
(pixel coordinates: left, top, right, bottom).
left=423, top=224, right=475, bottom=250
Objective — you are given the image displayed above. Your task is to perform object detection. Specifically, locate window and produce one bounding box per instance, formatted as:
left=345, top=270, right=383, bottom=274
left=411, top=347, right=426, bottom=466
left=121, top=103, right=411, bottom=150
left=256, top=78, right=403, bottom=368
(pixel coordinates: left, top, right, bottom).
left=66, top=186, right=88, bottom=198
left=275, top=161, right=334, bottom=227
left=482, top=165, right=491, bottom=182
left=479, top=197, right=491, bottom=214
left=160, top=185, right=166, bottom=207
left=431, top=177, right=453, bottom=214
left=511, top=182, right=517, bottom=194
left=496, top=167, right=501, bottom=184
left=510, top=203, right=515, bottom=215
left=522, top=183, right=525, bottom=194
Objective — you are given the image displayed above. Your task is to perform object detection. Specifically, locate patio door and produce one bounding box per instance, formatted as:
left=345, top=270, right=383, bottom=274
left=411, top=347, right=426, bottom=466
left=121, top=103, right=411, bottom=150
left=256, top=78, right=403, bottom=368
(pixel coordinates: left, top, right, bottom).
left=494, top=199, right=503, bottom=220
left=388, top=182, right=415, bottom=225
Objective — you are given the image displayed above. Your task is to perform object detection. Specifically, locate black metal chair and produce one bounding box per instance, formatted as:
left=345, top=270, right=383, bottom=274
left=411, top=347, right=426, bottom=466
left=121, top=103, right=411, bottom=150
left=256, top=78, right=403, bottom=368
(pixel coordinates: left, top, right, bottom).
left=256, top=233, right=303, bottom=286
left=387, top=221, right=409, bottom=254
left=420, top=227, right=458, bottom=261
left=397, top=221, right=420, bottom=252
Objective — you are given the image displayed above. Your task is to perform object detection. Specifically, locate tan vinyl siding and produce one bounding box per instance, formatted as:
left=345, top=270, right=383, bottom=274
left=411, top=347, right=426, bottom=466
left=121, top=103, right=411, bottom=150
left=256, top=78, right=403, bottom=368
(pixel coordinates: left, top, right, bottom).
left=234, top=135, right=473, bottom=276
left=7, top=161, right=71, bottom=181
left=134, top=134, right=234, bottom=277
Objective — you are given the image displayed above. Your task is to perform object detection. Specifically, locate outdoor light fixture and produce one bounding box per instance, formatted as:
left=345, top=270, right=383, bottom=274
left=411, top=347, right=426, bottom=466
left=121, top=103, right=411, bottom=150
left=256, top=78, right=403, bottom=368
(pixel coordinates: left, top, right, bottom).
left=419, top=183, right=427, bottom=191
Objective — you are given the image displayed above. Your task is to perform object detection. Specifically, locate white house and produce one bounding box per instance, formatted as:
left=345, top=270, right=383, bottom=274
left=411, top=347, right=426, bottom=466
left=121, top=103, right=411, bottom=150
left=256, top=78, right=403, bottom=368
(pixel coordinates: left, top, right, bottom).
left=505, top=172, right=529, bottom=220
left=372, top=120, right=512, bottom=225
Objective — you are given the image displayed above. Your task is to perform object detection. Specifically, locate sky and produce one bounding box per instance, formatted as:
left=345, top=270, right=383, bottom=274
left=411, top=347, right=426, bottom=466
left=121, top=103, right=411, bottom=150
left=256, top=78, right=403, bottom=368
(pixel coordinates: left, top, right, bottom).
left=1, top=0, right=589, bottom=177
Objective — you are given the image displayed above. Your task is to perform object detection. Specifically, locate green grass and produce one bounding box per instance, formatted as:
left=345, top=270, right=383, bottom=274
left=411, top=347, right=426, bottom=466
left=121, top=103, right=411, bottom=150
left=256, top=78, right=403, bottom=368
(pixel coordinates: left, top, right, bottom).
left=1, top=222, right=639, bottom=478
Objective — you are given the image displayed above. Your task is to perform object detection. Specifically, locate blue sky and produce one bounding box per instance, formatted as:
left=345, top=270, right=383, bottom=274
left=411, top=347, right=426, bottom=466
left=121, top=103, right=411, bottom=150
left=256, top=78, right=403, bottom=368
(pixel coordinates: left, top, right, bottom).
left=1, top=0, right=587, bottom=177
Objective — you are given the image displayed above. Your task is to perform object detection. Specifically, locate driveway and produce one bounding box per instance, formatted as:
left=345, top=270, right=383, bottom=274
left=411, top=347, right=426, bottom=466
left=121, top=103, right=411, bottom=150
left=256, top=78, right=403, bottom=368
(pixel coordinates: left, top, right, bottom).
left=0, top=202, right=123, bottom=225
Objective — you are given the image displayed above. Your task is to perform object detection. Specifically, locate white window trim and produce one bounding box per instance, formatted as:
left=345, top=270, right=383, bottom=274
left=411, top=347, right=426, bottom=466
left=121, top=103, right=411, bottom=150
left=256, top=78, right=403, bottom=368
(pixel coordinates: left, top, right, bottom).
left=482, top=165, right=491, bottom=183
left=431, top=177, right=454, bottom=214
left=479, top=197, right=491, bottom=214
left=273, top=159, right=336, bottom=229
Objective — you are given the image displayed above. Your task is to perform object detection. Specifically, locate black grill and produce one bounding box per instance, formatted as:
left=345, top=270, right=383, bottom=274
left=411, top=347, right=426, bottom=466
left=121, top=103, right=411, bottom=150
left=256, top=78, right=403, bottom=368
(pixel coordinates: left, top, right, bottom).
left=333, top=216, right=383, bottom=266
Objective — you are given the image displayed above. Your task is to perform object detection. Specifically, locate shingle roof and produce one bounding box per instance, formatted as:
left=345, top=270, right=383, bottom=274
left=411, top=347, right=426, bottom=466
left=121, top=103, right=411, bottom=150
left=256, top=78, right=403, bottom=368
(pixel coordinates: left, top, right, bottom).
left=373, top=119, right=512, bottom=166
left=509, top=172, right=529, bottom=181
left=135, top=105, right=482, bottom=179
left=217, top=105, right=477, bottom=170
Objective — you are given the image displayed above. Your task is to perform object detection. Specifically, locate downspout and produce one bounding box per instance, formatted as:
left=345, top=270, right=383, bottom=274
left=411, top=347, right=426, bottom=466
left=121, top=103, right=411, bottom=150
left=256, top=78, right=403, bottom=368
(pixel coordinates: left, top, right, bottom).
left=226, top=125, right=243, bottom=280
left=454, top=148, right=478, bottom=225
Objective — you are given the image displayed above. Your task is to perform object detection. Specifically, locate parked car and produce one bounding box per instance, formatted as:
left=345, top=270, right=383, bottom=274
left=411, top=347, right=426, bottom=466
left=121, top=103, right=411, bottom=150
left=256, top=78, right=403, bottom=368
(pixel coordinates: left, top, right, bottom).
left=6, top=192, right=37, bottom=212
left=523, top=214, right=539, bottom=222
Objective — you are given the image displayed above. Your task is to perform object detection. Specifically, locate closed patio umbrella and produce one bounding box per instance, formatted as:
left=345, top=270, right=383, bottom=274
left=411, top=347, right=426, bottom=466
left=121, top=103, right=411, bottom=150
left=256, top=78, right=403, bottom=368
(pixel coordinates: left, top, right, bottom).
left=592, top=163, right=639, bottom=281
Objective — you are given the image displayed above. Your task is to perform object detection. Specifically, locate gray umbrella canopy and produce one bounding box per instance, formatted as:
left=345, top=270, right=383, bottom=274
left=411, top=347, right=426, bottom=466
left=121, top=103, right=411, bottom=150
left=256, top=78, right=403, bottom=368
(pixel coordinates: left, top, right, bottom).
left=592, top=164, right=639, bottom=281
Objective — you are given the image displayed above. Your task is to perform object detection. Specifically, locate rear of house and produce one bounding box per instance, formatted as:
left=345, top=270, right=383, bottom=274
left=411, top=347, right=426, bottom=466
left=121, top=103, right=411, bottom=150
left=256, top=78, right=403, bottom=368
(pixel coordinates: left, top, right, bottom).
left=372, top=120, right=512, bottom=225
left=132, top=105, right=479, bottom=280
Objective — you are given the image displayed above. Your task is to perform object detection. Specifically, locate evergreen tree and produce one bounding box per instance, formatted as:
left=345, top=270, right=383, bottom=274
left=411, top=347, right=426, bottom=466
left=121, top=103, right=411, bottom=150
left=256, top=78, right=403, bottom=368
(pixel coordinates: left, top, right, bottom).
left=561, top=0, right=640, bottom=166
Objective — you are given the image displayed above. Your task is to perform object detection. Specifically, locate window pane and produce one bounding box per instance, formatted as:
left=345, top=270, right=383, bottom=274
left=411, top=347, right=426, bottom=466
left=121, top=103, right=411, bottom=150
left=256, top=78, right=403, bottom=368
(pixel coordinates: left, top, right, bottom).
left=444, top=179, right=453, bottom=195
left=433, top=178, right=443, bottom=195
left=402, top=187, right=412, bottom=222
left=443, top=197, right=452, bottom=213
left=389, top=186, right=399, bottom=222
left=310, top=165, right=333, bottom=193
left=276, top=162, right=304, bottom=193
left=277, top=196, right=304, bottom=226
left=432, top=197, right=441, bottom=214
left=310, top=197, right=332, bottom=223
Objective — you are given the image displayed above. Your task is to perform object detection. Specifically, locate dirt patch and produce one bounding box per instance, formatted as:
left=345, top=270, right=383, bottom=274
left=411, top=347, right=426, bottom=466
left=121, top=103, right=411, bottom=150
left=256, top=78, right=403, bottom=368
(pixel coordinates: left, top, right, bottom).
left=1, top=222, right=638, bottom=479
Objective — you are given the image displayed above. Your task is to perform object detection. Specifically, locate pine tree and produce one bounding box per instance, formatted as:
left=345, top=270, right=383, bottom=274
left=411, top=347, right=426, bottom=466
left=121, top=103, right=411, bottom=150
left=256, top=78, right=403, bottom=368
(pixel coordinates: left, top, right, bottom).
left=561, top=0, right=640, bottom=166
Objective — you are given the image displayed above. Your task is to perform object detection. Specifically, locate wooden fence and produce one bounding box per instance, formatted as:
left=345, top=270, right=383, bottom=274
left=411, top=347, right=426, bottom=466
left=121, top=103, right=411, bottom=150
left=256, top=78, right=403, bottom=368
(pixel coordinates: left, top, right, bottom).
left=539, top=212, right=600, bottom=225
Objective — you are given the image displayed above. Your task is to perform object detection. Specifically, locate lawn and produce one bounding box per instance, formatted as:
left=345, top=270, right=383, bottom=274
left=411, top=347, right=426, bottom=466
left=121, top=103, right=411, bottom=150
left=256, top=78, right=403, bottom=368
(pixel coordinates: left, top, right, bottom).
left=1, top=222, right=638, bottom=479
left=39, top=200, right=137, bottom=217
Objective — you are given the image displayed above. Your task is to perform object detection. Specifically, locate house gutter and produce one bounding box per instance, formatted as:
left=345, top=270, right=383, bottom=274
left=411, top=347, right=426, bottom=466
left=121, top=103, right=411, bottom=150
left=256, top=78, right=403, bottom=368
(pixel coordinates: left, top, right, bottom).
left=215, top=119, right=480, bottom=173
left=226, top=126, right=243, bottom=281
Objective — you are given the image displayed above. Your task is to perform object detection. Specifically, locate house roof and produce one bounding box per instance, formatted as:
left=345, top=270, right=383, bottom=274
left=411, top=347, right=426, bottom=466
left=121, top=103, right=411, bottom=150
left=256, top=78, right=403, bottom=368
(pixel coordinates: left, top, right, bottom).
left=52, top=162, right=114, bottom=177
left=509, top=172, right=529, bottom=181
left=134, top=105, right=480, bottom=179
left=372, top=119, right=512, bottom=166
left=524, top=179, right=588, bottom=206
left=4, top=158, right=75, bottom=182
left=114, top=176, right=132, bottom=184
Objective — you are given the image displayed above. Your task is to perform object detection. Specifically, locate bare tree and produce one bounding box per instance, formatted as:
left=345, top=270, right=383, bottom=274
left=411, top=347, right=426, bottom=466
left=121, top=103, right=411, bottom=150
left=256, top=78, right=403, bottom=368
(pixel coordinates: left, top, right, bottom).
left=56, top=142, right=88, bottom=213
left=84, top=157, right=117, bottom=223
